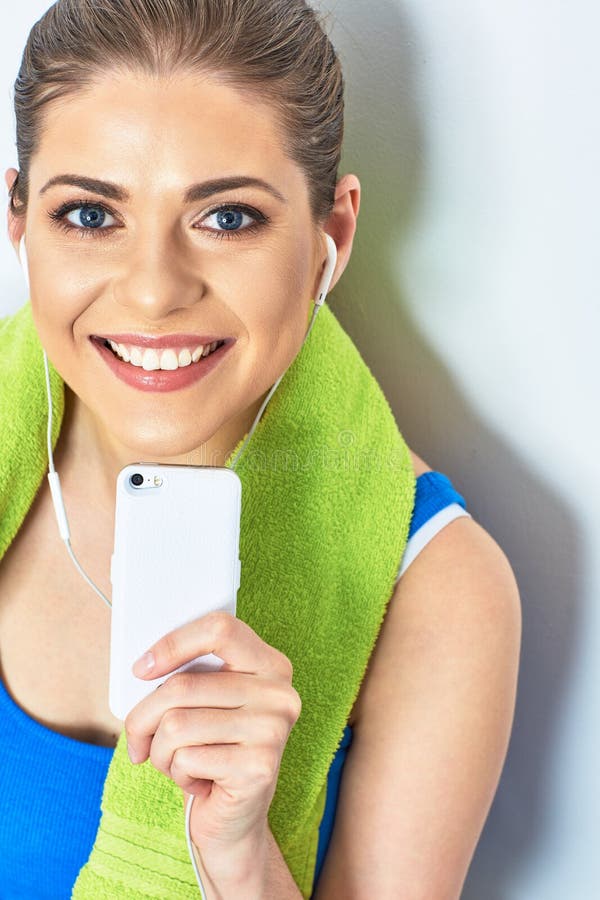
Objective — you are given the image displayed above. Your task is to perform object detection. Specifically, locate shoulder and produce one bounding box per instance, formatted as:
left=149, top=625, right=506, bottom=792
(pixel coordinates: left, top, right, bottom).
left=352, top=447, right=521, bottom=726
left=314, top=448, right=522, bottom=896
left=380, top=448, right=521, bottom=713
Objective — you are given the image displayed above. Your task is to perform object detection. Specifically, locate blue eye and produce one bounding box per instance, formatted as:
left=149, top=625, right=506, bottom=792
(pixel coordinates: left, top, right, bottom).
left=65, top=204, right=116, bottom=229
left=198, top=204, right=267, bottom=239
left=48, top=200, right=118, bottom=238
left=210, top=208, right=245, bottom=230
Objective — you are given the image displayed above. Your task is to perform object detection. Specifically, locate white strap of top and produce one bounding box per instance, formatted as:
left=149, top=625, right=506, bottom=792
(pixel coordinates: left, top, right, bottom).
left=395, top=504, right=472, bottom=583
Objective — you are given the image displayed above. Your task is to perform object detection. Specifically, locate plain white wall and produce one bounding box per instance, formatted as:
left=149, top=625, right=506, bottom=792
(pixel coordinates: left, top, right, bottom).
left=1, top=2, right=597, bottom=897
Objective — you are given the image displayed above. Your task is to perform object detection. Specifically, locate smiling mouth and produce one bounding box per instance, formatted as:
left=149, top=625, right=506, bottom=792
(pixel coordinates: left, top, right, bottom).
left=97, top=337, right=227, bottom=371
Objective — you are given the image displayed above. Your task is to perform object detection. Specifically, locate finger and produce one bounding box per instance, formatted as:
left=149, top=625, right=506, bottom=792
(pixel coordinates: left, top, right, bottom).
left=132, top=610, right=292, bottom=682
left=148, top=706, right=244, bottom=778
left=150, top=706, right=293, bottom=779
left=125, top=669, right=251, bottom=763
left=170, top=742, right=281, bottom=793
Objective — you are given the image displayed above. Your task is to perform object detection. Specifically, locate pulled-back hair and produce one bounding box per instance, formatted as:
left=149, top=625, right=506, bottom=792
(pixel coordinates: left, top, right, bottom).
left=9, top=0, right=344, bottom=224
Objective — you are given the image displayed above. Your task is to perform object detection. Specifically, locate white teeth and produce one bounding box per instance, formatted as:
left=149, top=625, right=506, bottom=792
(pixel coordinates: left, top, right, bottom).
left=106, top=339, right=223, bottom=369
left=158, top=348, right=179, bottom=370
left=141, top=349, right=160, bottom=371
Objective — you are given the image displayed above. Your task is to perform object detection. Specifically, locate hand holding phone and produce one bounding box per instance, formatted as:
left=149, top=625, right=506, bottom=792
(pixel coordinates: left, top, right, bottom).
left=108, top=463, right=242, bottom=720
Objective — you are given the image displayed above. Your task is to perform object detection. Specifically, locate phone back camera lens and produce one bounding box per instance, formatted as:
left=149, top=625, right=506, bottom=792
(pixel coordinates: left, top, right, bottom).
left=130, top=473, right=144, bottom=487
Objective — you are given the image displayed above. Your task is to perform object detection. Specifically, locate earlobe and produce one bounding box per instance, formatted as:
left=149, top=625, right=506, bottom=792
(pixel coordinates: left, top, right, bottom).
left=7, top=219, right=25, bottom=263
left=6, top=217, right=23, bottom=260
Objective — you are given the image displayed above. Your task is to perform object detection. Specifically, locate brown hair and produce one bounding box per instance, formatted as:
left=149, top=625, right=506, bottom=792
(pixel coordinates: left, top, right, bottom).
left=9, top=0, right=344, bottom=225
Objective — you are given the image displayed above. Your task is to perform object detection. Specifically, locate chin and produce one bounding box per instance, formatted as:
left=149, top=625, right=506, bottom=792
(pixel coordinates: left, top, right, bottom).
left=113, top=420, right=218, bottom=462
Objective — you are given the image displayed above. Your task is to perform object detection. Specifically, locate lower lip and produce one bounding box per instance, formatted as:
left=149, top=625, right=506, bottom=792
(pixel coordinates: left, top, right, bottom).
left=91, top=338, right=234, bottom=393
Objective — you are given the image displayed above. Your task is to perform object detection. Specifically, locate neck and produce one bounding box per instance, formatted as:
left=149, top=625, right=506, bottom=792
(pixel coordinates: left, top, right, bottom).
left=53, top=384, right=269, bottom=506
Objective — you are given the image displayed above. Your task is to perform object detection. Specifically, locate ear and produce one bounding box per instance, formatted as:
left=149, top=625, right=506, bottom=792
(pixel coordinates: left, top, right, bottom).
left=317, top=173, right=361, bottom=296
left=5, top=167, right=25, bottom=257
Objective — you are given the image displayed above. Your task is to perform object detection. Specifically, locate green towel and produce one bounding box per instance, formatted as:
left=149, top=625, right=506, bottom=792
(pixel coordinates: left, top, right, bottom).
left=0, top=299, right=416, bottom=898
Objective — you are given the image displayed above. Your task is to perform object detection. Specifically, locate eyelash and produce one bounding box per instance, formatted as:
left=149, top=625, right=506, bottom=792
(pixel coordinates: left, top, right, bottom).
left=46, top=198, right=269, bottom=241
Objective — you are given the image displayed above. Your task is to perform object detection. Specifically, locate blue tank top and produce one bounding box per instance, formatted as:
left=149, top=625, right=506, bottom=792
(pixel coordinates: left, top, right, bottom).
left=0, top=471, right=467, bottom=897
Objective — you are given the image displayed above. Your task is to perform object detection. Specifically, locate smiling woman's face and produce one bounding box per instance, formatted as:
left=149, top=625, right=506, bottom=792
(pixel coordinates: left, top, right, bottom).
left=13, top=71, right=327, bottom=469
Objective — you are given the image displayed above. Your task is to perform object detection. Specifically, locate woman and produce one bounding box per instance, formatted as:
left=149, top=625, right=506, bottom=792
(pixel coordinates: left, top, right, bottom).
left=0, top=0, right=521, bottom=897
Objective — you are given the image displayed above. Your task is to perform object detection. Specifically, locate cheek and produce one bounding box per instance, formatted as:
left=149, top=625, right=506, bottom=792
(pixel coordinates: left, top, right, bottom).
left=30, top=283, right=89, bottom=370
left=242, top=247, right=314, bottom=345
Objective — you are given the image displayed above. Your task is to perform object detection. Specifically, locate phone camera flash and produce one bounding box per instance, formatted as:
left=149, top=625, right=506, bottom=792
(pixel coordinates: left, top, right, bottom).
left=153, top=476, right=163, bottom=487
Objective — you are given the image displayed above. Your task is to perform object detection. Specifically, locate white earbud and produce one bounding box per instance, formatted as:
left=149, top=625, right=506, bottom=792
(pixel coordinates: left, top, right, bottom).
left=18, top=234, right=30, bottom=293
left=315, top=233, right=337, bottom=307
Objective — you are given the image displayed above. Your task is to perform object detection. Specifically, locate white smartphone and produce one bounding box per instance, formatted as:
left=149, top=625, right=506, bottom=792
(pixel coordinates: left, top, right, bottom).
left=108, top=462, right=242, bottom=720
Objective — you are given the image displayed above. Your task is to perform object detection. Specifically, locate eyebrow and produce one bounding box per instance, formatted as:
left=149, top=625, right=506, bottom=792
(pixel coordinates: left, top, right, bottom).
left=38, top=173, right=287, bottom=204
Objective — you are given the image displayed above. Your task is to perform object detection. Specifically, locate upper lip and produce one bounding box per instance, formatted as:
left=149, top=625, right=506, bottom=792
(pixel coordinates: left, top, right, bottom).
left=92, top=333, right=231, bottom=349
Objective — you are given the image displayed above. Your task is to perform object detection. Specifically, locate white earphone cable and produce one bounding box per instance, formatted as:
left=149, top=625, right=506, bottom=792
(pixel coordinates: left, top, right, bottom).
left=43, top=349, right=113, bottom=610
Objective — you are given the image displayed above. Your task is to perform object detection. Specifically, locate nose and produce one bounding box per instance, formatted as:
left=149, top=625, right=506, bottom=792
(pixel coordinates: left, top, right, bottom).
left=112, top=234, right=205, bottom=319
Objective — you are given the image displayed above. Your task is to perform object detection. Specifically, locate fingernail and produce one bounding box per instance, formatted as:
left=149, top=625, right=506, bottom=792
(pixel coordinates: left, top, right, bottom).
left=127, top=742, right=140, bottom=764
left=133, top=650, right=155, bottom=675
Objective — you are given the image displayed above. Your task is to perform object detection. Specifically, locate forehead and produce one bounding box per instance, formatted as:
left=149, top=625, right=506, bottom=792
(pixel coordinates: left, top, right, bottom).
left=31, top=71, right=304, bottom=200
